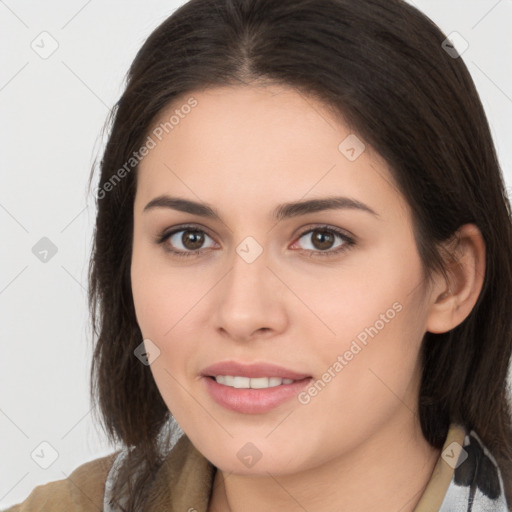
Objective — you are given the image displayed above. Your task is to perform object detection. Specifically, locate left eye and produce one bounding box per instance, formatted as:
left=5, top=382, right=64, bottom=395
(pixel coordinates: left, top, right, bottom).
left=292, top=227, right=353, bottom=255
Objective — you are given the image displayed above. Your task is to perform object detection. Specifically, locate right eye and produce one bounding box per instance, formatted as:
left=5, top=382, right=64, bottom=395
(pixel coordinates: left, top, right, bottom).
left=157, top=225, right=217, bottom=258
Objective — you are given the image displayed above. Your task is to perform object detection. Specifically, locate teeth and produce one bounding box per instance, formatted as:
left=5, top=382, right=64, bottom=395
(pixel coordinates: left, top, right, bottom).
left=233, top=376, right=250, bottom=388
left=214, top=375, right=296, bottom=388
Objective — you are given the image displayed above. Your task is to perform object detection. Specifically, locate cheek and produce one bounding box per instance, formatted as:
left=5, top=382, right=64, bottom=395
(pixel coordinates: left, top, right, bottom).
left=131, top=259, right=200, bottom=419
left=303, top=249, right=422, bottom=355
left=299, top=249, right=427, bottom=423
left=131, top=242, right=203, bottom=340
left=130, top=246, right=215, bottom=387
left=286, top=302, right=425, bottom=465
left=312, top=301, right=420, bottom=398
left=131, top=278, right=195, bottom=367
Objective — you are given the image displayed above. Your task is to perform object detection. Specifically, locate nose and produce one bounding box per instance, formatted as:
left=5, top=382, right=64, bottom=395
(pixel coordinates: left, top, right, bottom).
left=213, top=244, right=288, bottom=343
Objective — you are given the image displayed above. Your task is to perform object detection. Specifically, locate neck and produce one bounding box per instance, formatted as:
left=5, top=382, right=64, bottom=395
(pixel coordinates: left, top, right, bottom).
left=207, top=414, right=440, bottom=512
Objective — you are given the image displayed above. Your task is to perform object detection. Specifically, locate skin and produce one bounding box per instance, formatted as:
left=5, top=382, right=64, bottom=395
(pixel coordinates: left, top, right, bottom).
left=130, top=83, right=485, bottom=512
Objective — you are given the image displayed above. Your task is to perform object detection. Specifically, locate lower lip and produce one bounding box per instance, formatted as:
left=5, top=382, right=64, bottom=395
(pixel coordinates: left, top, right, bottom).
left=203, top=376, right=312, bottom=414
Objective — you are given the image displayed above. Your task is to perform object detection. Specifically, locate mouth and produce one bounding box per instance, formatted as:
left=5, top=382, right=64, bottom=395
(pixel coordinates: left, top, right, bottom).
left=201, top=360, right=310, bottom=380
left=211, top=375, right=296, bottom=388
left=201, top=361, right=312, bottom=414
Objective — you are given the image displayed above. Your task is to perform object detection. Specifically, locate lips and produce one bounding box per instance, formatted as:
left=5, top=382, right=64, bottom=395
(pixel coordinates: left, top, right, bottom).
left=201, top=361, right=310, bottom=380
left=201, top=361, right=312, bottom=414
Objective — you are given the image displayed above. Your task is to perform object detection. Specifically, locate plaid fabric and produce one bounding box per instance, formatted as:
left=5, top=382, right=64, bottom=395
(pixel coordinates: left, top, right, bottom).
left=439, top=430, right=508, bottom=511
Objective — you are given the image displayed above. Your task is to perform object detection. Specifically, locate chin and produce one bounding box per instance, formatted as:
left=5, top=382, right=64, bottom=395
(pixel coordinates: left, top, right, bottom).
left=199, top=440, right=309, bottom=476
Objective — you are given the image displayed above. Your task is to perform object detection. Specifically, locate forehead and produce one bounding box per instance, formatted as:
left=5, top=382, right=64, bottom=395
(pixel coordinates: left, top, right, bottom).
left=135, top=84, right=407, bottom=221
left=148, top=83, right=344, bottom=159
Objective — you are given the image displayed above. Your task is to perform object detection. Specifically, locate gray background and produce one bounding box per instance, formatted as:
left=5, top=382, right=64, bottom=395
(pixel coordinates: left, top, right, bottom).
left=1, top=0, right=511, bottom=508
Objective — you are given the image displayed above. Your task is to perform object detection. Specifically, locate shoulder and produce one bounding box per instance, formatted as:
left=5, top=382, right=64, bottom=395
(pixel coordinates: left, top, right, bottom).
left=2, top=451, right=120, bottom=512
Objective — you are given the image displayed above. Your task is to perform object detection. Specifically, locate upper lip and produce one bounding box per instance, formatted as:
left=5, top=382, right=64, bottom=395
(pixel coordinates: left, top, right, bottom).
left=201, top=361, right=310, bottom=380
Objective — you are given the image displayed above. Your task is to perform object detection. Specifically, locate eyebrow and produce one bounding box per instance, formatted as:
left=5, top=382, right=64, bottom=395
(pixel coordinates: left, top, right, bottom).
left=143, top=195, right=378, bottom=221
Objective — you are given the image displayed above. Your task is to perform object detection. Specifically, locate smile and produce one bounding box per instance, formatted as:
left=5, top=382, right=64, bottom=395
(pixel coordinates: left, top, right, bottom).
left=213, top=376, right=295, bottom=388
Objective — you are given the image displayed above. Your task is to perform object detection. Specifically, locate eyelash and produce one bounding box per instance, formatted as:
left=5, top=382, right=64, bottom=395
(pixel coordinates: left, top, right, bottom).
left=156, top=223, right=355, bottom=259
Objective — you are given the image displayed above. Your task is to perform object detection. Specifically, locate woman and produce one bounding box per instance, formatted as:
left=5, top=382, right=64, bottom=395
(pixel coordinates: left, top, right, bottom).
left=6, top=0, right=512, bottom=511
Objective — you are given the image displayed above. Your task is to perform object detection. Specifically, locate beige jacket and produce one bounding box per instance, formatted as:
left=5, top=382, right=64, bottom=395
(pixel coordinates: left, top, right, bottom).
left=3, top=424, right=502, bottom=511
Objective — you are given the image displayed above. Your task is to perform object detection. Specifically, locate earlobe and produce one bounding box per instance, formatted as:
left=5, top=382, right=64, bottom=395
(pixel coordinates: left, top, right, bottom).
left=426, top=224, right=486, bottom=334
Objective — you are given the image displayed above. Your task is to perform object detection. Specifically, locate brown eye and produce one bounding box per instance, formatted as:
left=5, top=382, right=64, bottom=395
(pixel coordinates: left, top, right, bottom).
left=310, top=229, right=336, bottom=250
left=180, top=230, right=205, bottom=250
left=293, top=226, right=354, bottom=257
left=160, top=227, right=216, bottom=256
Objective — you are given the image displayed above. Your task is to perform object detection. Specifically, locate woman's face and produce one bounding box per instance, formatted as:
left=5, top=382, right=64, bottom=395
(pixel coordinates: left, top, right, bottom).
left=131, top=84, right=436, bottom=475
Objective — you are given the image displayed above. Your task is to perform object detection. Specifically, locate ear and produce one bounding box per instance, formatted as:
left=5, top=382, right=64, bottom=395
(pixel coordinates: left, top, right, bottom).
left=426, top=224, right=486, bottom=334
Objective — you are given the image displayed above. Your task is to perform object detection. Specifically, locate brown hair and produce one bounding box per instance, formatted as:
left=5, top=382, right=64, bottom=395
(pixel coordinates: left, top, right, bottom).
left=88, top=0, right=512, bottom=509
